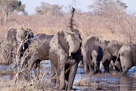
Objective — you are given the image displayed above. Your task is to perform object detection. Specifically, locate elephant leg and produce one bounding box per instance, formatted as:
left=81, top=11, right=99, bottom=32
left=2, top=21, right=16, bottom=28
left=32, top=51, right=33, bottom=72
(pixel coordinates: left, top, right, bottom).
left=93, top=55, right=101, bottom=74
left=88, top=53, right=94, bottom=73
left=88, top=60, right=94, bottom=73
left=67, top=62, right=78, bottom=91
left=83, top=57, right=89, bottom=73
left=58, top=64, right=65, bottom=90
left=83, top=60, right=89, bottom=73
left=103, top=59, right=110, bottom=73
left=83, top=53, right=92, bottom=74
left=25, top=57, right=36, bottom=80
left=65, top=64, right=70, bottom=90
left=35, top=60, right=41, bottom=80
left=78, top=60, right=83, bottom=67
left=51, top=63, right=57, bottom=87
left=114, top=60, right=121, bottom=72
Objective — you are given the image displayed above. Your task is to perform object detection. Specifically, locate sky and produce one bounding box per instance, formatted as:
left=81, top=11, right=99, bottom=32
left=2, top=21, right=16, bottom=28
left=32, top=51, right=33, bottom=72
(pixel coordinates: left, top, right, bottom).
left=20, top=0, right=136, bottom=15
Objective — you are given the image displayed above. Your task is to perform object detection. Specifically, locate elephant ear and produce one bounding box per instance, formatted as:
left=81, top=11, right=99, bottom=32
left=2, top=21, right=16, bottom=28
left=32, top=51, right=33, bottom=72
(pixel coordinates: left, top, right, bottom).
left=27, top=29, right=34, bottom=39
left=57, top=30, right=69, bottom=56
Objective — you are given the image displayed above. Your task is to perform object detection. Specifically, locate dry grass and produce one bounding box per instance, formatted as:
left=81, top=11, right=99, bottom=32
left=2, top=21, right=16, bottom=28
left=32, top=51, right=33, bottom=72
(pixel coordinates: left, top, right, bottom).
left=112, top=72, right=122, bottom=76
left=37, top=27, right=58, bottom=35
left=0, top=70, right=16, bottom=75
left=0, top=1, right=136, bottom=90
left=0, top=10, right=135, bottom=43
left=74, top=78, right=88, bottom=86
left=0, top=79, right=39, bottom=91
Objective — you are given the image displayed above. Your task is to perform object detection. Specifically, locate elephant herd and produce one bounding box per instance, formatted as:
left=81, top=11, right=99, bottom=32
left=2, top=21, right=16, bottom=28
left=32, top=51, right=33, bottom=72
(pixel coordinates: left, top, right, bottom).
left=5, top=28, right=136, bottom=90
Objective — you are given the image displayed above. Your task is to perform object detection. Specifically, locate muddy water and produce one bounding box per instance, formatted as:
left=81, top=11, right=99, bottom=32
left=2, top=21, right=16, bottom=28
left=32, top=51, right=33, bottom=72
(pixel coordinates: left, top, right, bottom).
left=0, top=61, right=136, bottom=91
left=0, top=64, right=15, bottom=80
left=74, top=67, right=136, bottom=90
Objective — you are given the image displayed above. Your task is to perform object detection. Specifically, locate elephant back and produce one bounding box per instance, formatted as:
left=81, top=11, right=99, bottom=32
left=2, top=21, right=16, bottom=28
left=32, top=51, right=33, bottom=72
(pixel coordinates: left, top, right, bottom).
left=27, top=33, right=53, bottom=58
left=105, top=40, right=123, bottom=56
left=82, top=35, right=105, bottom=51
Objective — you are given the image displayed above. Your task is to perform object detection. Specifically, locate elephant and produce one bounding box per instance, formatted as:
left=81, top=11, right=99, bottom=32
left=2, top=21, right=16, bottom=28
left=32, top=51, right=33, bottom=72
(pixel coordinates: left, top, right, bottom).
left=49, top=29, right=82, bottom=90
left=82, top=35, right=109, bottom=74
left=21, top=33, right=54, bottom=80
left=16, top=28, right=34, bottom=59
left=118, top=43, right=136, bottom=74
left=101, top=40, right=124, bottom=73
left=3, top=28, right=17, bottom=64
left=3, top=28, right=34, bottom=64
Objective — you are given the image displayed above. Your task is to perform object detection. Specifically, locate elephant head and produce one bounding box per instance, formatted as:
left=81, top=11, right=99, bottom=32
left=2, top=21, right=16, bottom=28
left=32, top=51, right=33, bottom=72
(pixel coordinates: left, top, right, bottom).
left=57, top=29, right=82, bottom=58
left=16, top=28, right=34, bottom=58
left=16, top=28, right=34, bottom=43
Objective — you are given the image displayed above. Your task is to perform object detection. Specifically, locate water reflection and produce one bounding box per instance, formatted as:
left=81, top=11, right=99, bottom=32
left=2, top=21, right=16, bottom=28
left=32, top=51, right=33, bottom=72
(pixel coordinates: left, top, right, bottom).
left=119, top=75, right=136, bottom=90
left=0, top=61, right=136, bottom=90
left=74, top=67, right=136, bottom=91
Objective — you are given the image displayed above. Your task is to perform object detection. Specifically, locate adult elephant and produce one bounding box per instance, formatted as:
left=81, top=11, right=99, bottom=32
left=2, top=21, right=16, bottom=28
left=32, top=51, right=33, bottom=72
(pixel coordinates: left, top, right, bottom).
left=118, top=43, right=136, bottom=74
left=21, top=33, right=54, bottom=80
left=101, top=40, right=124, bottom=73
left=3, top=28, right=17, bottom=64
left=82, top=35, right=109, bottom=74
left=49, top=29, right=82, bottom=90
left=16, top=28, right=34, bottom=59
left=3, top=28, right=34, bottom=64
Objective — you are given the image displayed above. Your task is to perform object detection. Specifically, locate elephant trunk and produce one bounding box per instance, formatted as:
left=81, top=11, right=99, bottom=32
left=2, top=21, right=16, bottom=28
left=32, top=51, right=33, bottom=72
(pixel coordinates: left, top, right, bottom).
left=92, top=50, right=99, bottom=71
left=82, top=48, right=89, bottom=73
left=67, top=37, right=81, bottom=57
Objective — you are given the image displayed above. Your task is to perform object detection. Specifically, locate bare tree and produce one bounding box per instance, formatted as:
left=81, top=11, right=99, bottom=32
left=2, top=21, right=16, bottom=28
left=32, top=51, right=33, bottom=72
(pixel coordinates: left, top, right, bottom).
left=0, top=0, right=26, bottom=25
left=35, top=2, right=64, bottom=16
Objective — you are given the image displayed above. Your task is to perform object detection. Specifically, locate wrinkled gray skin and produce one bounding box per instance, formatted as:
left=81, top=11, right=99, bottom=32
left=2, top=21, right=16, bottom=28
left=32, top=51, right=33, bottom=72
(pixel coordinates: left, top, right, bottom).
left=82, top=35, right=109, bottom=74
left=4, top=28, right=34, bottom=64
left=22, top=33, right=54, bottom=80
left=118, top=43, right=136, bottom=74
left=102, top=40, right=124, bottom=73
left=49, top=29, right=82, bottom=91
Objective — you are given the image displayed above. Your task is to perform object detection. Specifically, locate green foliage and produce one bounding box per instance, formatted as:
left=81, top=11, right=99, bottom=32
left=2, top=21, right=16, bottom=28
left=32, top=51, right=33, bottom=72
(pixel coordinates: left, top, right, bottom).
left=35, top=2, right=63, bottom=16
left=116, top=0, right=127, bottom=8
left=0, top=0, right=26, bottom=15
